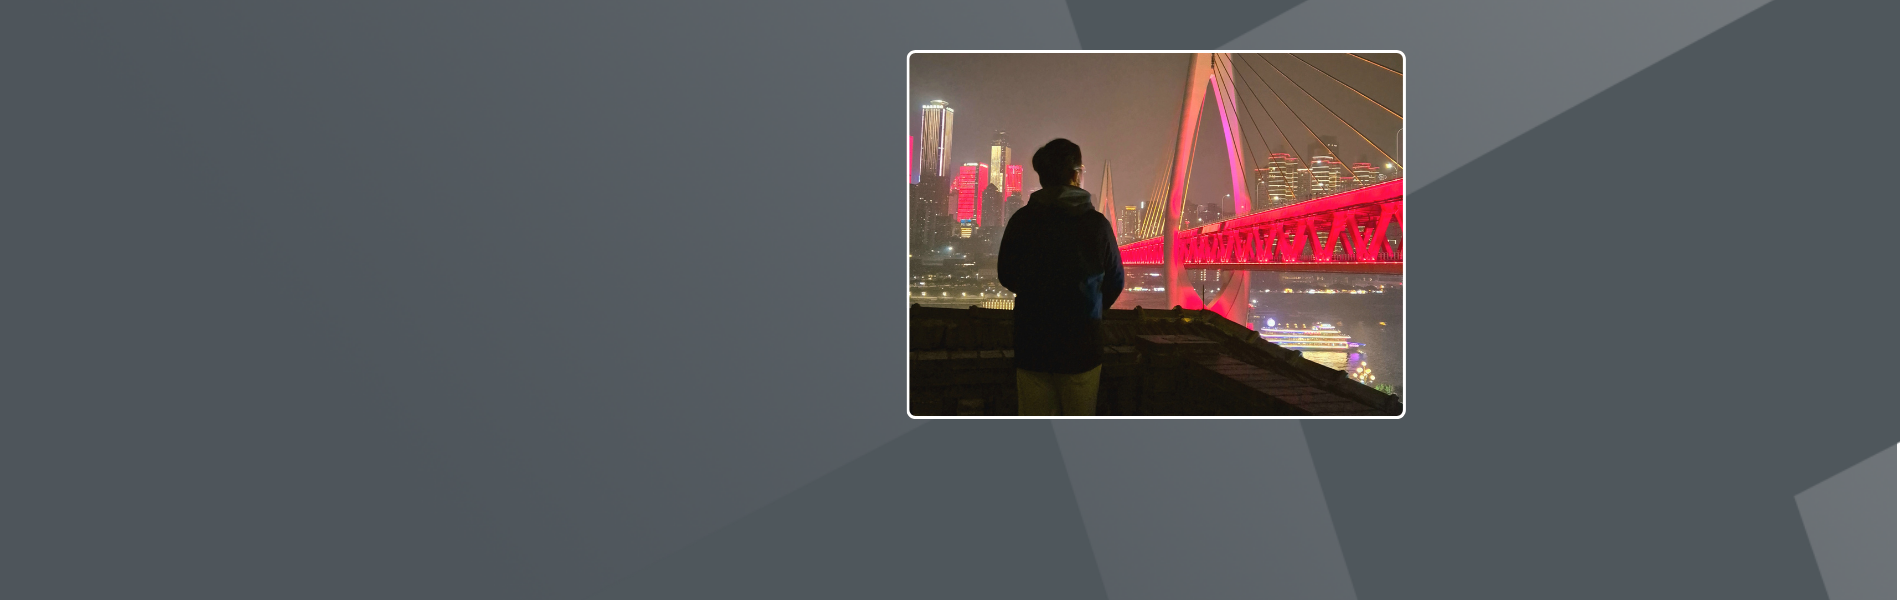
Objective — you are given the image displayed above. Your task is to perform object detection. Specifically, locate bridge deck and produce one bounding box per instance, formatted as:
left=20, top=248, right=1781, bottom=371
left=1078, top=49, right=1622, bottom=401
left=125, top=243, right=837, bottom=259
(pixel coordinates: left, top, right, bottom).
left=1120, top=179, right=1402, bottom=273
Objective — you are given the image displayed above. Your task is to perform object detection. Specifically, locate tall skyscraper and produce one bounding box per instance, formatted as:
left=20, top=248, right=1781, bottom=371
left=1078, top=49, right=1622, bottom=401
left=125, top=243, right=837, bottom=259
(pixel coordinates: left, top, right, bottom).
left=1119, top=205, right=1140, bottom=242
left=1296, top=166, right=1314, bottom=202
left=1308, top=155, right=1342, bottom=198
left=989, top=131, right=1011, bottom=195
left=918, top=100, right=954, bottom=181
left=1004, top=165, right=1023, bottom=200
left=1137, top=193, right=1167, bottom=239
left=954, top=163, right=987, bottom=227
left=911, top=174, right=950, bottom=251
left=1309, top=136, right=1340, bottom=161
left=979, top=183, right=1004, bottom=250
left=1307, top=136, right=1343, bottom=199
left=1257, top=152, right=1300, bottom=209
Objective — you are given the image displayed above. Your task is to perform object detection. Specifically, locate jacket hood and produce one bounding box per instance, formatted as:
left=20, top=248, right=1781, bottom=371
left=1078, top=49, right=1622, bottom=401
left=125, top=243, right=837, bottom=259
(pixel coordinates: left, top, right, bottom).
left=1028, top=185, right=1095, bottom=215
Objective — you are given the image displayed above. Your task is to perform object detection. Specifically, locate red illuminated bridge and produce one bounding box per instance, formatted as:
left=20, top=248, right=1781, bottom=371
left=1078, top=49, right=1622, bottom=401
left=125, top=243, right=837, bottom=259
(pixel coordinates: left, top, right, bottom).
left=1119, top=179, right=1402, bottom=274
left=1103, top=53, right=1403, bottom=325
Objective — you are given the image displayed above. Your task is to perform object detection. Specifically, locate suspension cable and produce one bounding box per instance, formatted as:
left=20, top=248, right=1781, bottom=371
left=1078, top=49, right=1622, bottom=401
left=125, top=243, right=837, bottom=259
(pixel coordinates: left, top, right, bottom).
left=1348, top=53, right=1402, bottom=75
left=1219, top=56, right=1306, bottom=214
left=1231, top=55, right=1321, bottom=180
left=1210, top=57, right=1267, bottom=204
left=1246, top=54, right=1402, bottom=170
left=1290, top=53, right=1401, bottom=119
left=1218, top=58, right=1304, bottom=211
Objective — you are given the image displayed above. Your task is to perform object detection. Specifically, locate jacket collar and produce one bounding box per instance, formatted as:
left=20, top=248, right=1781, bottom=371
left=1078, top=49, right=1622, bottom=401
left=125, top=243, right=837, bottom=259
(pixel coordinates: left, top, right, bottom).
left=1029, top=185, right=1094, bottom=212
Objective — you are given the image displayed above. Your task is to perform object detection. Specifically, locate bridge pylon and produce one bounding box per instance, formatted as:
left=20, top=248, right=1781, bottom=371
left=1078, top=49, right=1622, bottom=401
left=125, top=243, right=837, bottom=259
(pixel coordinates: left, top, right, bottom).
left=1163, top=53, right=1252, bottom=325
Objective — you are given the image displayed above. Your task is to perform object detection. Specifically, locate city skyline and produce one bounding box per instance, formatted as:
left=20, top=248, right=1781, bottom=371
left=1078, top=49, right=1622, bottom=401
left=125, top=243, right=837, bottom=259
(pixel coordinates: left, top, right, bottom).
left=910, top=53, right=1401, bottom=222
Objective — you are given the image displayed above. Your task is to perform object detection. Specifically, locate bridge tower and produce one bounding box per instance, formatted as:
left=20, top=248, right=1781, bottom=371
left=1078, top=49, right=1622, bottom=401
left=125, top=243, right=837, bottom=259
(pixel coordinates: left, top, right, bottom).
left=1162, top=53, right=1253, bottom=323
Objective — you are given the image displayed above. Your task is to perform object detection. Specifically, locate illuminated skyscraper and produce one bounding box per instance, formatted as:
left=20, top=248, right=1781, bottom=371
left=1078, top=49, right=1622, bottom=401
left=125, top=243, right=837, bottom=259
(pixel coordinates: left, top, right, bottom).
left=918, top=100, right=954, bottom=181
left=1350, top=162, right=1377, bottom=189
left=1306, top=136, right=1342, bottom=198
left=1119, top=205, right=1141, bottom=242
left=989, top=131, right=1011, bottom=195
left=954, top=163, right=987, bottom=226
left=1004, top=165, right=1022, bottom=199
left=1257, top=152, right=1300, bottom=209
left=1308, top=155, right=1342, bottom=198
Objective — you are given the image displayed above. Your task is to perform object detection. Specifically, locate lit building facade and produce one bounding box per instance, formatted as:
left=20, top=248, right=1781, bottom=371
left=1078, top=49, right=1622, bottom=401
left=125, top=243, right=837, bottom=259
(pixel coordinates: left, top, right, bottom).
left=988, top=132, right=1011, bottom=196
left=1350, top=162, right=1377, bottom=189
left=1308, top=156, right=1342, bottom=199
left=918, top=100, right=954, bottom=181
left=1305, top=136, right=1342, bottom=199
left=1257, top=153, right=1300, bottom=209
left=953, top=163, right=987, bottom=226
left=1004, top=165, right=1023, bottom=199
left=1136, top=195, right=1166, bottom=239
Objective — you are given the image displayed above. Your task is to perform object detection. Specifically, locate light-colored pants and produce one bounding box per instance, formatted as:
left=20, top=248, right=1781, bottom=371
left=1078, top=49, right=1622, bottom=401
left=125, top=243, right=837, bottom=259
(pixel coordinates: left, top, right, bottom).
left=1016, top=365, right=1101, bottom=416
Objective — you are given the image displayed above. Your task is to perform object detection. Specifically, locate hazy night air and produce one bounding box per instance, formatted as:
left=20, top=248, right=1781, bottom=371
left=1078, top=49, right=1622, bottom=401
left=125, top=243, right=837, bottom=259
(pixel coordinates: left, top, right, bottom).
left=910, top=52, right=1406, bottom=407
left=909, top=53, right=1400, bottom=218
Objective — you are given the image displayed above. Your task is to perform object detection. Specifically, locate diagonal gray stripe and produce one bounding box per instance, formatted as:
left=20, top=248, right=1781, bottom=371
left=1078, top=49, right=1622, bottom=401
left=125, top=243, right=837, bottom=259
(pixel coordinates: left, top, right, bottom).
left=1297, top=0, right=1900, bottom=596
left=1797, top=446, right=1898, bottom=600
left=1063, top=0, right=1308, bottom=49
left=636, top=421, right=1107, bottom=599
left=610, top=0, right=1080, bottom=571
left=1225, top=0, right=1772, bottom=191
left=1053, top=421, right=1356, bottom=599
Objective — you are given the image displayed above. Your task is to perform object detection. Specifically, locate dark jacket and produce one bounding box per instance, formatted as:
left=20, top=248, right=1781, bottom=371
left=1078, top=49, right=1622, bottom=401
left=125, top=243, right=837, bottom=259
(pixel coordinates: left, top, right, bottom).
left=996, top=185, right=1125, bottom=374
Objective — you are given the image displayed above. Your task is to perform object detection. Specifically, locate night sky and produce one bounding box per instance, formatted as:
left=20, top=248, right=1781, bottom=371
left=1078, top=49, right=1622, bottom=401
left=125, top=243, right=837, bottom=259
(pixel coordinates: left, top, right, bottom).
left=908, top=53, right=1402, bottom=212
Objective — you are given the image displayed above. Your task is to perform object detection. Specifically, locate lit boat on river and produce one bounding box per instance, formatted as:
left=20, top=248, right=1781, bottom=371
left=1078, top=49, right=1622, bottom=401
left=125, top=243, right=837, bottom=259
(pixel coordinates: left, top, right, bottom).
left=1257, top=322, right=1359, bottom=351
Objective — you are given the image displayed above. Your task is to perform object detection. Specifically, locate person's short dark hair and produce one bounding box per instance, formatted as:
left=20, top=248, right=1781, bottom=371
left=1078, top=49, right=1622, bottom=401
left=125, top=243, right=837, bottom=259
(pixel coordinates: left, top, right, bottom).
left=1032, top=138, right=1082, bottom=186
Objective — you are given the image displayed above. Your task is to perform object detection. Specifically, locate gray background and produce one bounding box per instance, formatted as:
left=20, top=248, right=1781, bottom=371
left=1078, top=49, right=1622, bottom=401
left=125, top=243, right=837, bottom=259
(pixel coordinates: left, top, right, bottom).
left=3, top=1, right=1895, bottom=598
